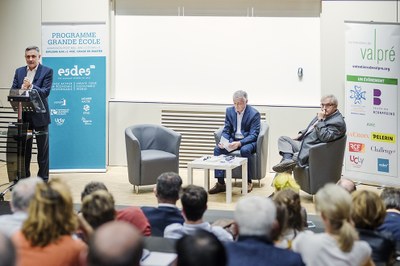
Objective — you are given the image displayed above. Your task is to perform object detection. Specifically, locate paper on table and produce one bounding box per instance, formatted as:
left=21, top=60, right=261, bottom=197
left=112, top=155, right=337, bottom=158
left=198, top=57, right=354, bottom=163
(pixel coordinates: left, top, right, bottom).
left=220, top=135, right=234, bottom=152
left=141, top=252, right=177, bottom=266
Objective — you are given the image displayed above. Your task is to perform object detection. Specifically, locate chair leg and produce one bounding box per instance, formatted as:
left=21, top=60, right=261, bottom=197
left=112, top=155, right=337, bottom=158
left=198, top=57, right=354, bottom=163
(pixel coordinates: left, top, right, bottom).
left=234, top=178, right=237, bottom=186
left=133, top=185, right=140, bottom=194
left=258, top=179, right=261, bottom=188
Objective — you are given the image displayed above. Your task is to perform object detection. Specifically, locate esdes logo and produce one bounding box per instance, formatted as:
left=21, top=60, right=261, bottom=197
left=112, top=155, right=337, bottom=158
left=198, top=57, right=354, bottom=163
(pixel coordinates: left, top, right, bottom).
left=58, top=65, right=96, bottom=77
left=349, top=142, right=365, bottom=153
left=377, top=158, right=389, bottom=173
left=349, top=155, right=364, bottom=168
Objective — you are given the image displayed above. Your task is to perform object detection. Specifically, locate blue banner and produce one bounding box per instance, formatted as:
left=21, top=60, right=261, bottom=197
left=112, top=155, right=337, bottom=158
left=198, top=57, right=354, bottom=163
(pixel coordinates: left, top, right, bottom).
left=42, top=24, right=106, bottom=171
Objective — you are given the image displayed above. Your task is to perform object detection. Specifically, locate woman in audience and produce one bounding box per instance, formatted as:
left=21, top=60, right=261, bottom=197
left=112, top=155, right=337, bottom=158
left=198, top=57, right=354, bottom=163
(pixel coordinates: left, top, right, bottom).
left=273, top=188, right=305, bottom=248
left=12, top=178, right=87, bottom=266
left=81, top=189, right=116, bottom=230
left=292, top=184, right=373, bottom=266
left=352, top=190, right=396, bottom=266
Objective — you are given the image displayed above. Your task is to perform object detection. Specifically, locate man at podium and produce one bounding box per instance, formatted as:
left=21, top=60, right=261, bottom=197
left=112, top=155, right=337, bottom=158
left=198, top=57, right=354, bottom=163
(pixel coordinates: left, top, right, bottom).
left=11, top=46, right=53, bottom=182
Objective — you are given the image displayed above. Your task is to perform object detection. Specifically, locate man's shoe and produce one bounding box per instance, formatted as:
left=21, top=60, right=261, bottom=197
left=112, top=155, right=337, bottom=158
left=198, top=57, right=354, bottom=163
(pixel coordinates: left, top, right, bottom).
left=242, top=183, right=253, bottom=194
left=209, top=183, right=226, bottom=194
left=272, top=159, right=297, bottom=173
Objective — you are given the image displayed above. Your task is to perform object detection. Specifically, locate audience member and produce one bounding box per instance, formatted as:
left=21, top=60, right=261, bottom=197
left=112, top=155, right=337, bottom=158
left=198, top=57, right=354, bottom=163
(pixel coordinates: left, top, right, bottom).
left=271, top=201, right=288, bottom=243
left=87, top=221, right=144, bottom=266
left=81, top=190, right=116, bottom=230
left=272, top=94, right=346, bottom=173
left=337, top=178, right=357, bottom=193
left=81, top=181, right=151, bottom=236
left=352, top=190, right=396, bottom=266
left=176, top=229, right=227, bottom=266
left=12, top=178, right=86, bottom=266
left=0, top=232, right=16, bottom=266
left=164, top=185, right=233, bottom=242
left=378, top=187, right=400, bottom=241
left=273, top=189, right=305, bottom=248
left=209, top=90, right=260, bottom=194
left=141, top=172, right=184, bottom=236
left=225, top=196, right=304, bottom=266
left=0, top=177, right=42, bottom=237
left=292, top=184, right=373, bottom=266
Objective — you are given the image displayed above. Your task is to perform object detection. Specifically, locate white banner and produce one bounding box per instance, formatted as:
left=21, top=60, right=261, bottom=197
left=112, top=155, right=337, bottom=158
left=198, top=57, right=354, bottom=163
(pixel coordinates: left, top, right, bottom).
left=344, top=21, right=400, bottom=186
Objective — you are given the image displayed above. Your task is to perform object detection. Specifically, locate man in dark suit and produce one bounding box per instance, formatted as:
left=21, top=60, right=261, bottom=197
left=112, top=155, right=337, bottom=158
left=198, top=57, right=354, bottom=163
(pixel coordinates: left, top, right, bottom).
left=272, top=94, right=346, bottom=173
left=209, top=90, right=260, bottom=194
left=225, top=196, right=305, bottom=266
left=141, top=172, right=184, bottom=237
left=11, top=46, right=53, bottom=181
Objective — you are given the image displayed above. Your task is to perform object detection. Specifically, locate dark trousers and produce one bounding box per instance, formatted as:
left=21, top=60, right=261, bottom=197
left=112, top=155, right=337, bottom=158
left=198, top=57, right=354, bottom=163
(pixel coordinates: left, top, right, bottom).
left=213, top=142, right=256, bottom=184
left=25, top=125, right=49, bottom=181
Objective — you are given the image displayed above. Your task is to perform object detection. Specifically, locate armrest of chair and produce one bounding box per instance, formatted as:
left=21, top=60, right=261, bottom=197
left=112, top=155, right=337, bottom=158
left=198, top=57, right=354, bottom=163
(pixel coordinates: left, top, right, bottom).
left=125, top=127, right=141, bottom=179
left=256, top=122, right=269, bottom=177
left=214, top=126, right=223, bottom=144
left=159, top=127, right=182, bottom=156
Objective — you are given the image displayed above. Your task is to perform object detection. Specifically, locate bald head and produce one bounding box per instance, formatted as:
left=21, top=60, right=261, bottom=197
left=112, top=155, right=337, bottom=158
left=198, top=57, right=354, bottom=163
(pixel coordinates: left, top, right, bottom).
left=337, top=178, right=356, bottom=193
left=88, top=221, right=144, bottom=266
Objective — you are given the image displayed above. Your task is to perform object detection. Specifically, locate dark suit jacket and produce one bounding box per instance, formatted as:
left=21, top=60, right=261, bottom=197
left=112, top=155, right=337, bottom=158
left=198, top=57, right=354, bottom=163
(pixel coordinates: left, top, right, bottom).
left=297, top=110, right=346, bottom=166
left=141, top=206, right=184, bottom=237
left=225, top=236, right=305, bottom=266
left=11, top=64, right=53, bottom=128
left=222, top=105, right=260, bottom=146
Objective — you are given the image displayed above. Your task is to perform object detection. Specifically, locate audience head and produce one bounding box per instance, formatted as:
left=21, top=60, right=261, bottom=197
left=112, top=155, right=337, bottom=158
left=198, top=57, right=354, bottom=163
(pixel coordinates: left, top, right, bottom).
left=352, top=190, right=386, bottom=230
left=176, top=229, right=227, bottom=266
left=337, top=178, right=357, bottom=193
left=0, top=232, right=16, bottom=266
left=181, top=185, right=207, bottom=222
left=235, top=196, right=276, bottom=238
left=22, top=178, right=77, bottom=247
left=81, top=181, right=108, bottom=201
left=271, top=201, right=288, bottom=242
left=273, top=189, right=304, bottom=232
left=10, top=177, right=43, bottom=213
left=88, top=221, right=143, bottom=266
left=316, top=183, right=358, bottom=252
left=81, top=190, right=116, bottom=229
left=155, top=172, right=182, bottom=204
left=380, top=187, right=400, bottom=211
left=233, top=90, right=248, bottom=113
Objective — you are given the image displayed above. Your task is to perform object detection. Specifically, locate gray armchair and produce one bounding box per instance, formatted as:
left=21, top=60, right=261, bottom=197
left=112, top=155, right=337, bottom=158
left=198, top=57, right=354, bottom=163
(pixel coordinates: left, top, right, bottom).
left=293, top=135, right=347, bottom=195
left=125, top=124, right=181, bottom=192
left=213, top=121, right=269, bottom=186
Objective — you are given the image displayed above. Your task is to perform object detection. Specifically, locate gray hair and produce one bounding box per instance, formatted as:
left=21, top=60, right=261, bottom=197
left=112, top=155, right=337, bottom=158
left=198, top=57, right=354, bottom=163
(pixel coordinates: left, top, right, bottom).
left=380, top=187, right=400, bottom=211
left=25, top=46, right=40, bottom=53
left=234, top=196, right=276, bottom=237
left=233, top=90, right=248, bottom=102
left=321, top=94, right=338, bottom=106
left=11, top=177, right=43, bottom=212
left=156, top=172, right=182, bottom=201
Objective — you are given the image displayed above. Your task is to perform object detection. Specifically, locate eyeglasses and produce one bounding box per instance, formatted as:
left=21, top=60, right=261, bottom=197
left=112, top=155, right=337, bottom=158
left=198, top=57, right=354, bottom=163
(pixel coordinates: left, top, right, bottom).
left=320, top=103, right=335, bottom=108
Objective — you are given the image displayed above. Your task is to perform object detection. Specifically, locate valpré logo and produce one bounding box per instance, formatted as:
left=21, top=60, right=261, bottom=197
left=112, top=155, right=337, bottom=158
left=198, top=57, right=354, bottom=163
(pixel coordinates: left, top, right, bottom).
left=371, top=146, right=396, bottom=155
left=349, top=142, right=365, bottom=153
left=349, top=155, right=364, bottom=168
left=377, top=158, right=389, bottom=173
left=58, top=65, right=96, bottom=77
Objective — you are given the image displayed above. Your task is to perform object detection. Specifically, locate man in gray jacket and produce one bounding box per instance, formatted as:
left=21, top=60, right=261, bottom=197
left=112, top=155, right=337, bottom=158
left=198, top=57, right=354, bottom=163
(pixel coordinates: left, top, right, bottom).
left=273, top=94, right=346, bottom=172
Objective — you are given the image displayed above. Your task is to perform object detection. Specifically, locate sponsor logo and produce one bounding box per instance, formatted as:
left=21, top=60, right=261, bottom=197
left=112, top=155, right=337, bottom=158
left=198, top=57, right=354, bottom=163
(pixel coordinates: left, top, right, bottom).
left=53, top=98, right=67, bottom=106
left=370, top=146, right=396, bottom=155
left=350, top=85, right=366, bottom=104
left=373, top=89, right=381, bottom=105
left=377, top=158, right=389, bottom=173
left=349, top=155, right=364, bottom=168
left=58, top=65, right=95, bottom=77
left=349, top=142, right=365, bottom=153
left=81, top=117, right=92, bottom=126
left=83, top=105, right=90, bottom=112
left=366, top=122, right=375, bottom=127
left=54, top=118, right=65, bottom=126
left=348, top=132, right=369, bottom=139
left=81, top=97, right=92, bottom=103
left=371, top=132, right=396, bottom=143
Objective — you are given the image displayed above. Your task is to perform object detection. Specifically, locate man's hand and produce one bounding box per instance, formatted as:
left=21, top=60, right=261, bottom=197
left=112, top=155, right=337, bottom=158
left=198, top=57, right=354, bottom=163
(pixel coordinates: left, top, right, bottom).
left=229, top=141, right=241, bottom=150
left=317, top=110, right=326, bottom=121
left=22, top=77, right=31, bottom=90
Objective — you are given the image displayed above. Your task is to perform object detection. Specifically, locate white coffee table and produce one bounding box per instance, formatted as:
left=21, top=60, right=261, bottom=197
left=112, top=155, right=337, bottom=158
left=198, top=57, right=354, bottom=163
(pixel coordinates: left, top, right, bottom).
left=187, top=155, right=248, bottom=204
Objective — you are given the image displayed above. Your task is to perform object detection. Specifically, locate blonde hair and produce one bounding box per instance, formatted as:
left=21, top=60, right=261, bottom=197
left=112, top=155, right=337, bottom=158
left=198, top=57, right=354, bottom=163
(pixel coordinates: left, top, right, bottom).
left=81, top=190, right=116, bottom=229
left=316, top=184, right=358, bottom=252
left=22, top=178, right=77, bottom=247
left=352, top=190, right=386, bottom=230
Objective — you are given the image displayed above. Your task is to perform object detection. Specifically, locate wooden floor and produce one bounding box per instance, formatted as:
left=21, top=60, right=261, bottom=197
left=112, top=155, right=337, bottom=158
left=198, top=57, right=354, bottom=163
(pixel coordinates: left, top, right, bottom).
left=0, top=162, right=382, bottom=214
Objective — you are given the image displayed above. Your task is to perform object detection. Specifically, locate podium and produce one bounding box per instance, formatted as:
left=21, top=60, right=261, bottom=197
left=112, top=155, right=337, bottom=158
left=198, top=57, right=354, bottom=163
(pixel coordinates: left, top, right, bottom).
left=0, top=89, right=45, bottom=200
